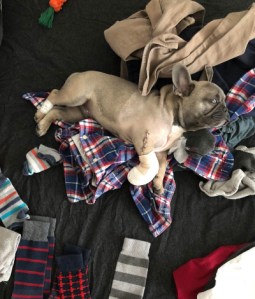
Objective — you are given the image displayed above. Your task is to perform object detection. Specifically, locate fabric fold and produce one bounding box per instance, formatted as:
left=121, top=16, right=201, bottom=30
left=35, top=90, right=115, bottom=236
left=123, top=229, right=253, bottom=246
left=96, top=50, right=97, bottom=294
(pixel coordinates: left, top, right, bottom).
left=105, top=0, right=255, bottom=95
left=104, top=0, right=204, bottom=63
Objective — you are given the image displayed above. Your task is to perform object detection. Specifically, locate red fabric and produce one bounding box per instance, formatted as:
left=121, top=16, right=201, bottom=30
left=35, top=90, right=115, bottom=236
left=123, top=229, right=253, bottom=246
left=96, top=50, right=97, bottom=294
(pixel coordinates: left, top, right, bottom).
left=173, top=243, right=246, bottom=299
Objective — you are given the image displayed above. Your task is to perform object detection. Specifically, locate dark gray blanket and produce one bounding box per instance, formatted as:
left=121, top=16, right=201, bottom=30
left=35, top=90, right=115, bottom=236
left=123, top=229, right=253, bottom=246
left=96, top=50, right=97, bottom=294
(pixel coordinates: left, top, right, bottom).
left=0, top=0, right=255, bottom=298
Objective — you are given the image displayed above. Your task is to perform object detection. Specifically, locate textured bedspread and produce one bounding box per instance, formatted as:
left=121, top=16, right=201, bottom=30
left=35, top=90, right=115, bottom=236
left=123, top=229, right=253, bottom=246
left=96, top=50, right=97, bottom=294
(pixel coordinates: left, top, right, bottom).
left=0, top=0, right=255, bottom=298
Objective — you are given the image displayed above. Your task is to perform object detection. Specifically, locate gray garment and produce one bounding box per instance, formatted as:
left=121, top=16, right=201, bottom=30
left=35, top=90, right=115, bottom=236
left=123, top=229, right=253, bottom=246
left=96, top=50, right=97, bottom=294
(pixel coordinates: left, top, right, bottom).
left=0, top=227, right=21, bottom=282
left=200, top=146, right=255, bottom=199
left=22, top=220, right=50, bottom=242
left=30, top=215, right=56, bottom=237
left=109, top=238, right=151, bottom=299
left=199, top=169, right=255, bottom=200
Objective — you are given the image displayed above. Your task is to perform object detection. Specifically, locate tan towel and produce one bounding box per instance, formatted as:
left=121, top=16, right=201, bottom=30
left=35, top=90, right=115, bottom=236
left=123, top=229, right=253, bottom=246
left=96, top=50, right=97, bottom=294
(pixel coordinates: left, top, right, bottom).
left=104, top=0, right=204, bottom=61
left=105, top=0, right=255, bottom=95
left=0, top=226, right=21, bottom=282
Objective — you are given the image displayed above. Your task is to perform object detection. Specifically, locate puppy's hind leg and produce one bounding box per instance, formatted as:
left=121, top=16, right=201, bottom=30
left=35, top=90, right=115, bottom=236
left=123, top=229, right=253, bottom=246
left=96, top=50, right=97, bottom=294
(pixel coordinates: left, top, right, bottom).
left=34, top=89, right=59, bottom=123
left=35, top=73, right=89, bottom=123
left=36, top=106, right=87, bottom=137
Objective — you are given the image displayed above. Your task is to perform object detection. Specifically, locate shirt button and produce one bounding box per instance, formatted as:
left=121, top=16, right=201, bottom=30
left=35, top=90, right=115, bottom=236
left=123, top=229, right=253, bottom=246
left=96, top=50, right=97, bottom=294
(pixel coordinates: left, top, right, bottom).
left=82, top=135, right=87, bottom=139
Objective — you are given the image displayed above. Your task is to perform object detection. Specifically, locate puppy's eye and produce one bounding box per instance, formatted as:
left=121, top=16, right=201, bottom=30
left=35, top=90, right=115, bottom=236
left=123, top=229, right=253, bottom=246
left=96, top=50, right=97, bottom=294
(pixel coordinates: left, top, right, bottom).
left=211, top=98, right=217, bottom=104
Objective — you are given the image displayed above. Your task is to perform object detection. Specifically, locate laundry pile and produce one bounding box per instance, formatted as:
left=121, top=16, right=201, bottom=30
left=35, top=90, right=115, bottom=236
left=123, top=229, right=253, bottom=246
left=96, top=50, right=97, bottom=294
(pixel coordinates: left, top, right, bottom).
left=23, top=67, right=255, bottom=238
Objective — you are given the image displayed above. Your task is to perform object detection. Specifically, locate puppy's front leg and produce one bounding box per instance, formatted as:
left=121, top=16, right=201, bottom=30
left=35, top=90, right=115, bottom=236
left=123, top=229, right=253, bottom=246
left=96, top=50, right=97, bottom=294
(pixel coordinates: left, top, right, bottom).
left=152, top=151, right=168, bottom=194
left=127, top=131, right=159, bottom=186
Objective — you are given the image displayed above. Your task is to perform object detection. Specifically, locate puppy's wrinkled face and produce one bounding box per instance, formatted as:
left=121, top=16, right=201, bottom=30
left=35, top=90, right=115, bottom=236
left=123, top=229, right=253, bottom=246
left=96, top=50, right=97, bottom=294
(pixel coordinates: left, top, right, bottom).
left=181, top=81, right=229, bottom=131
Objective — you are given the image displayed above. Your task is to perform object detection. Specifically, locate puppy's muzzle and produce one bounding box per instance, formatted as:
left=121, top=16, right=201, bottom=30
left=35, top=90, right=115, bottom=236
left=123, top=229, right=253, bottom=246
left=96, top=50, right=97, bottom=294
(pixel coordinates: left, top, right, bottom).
left=211, top=106, right=230, bottom=121
left=208, top=104, right=230, bottom=127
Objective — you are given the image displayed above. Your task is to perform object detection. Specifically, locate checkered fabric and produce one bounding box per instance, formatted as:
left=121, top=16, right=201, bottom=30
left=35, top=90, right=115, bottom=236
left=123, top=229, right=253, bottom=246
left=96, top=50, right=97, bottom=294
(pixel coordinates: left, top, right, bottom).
left=53, top=268, right=90, bottom=299
left=49, top=253, right=91, bottom=299
left=22, top=68, right=255, bottom=237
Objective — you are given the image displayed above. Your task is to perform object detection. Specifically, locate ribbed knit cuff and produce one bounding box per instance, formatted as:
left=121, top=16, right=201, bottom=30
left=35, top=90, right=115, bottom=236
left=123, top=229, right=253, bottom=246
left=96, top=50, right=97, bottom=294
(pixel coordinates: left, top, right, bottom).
left=64, top=244, right=82, bottom=255
left=56, top=254, right=84, bottom=272
left=22, top=220, right=50, bottom=242
left=83, top=248, right=91, bottom=264
left=30, top=216, right=56, bottom=237
left=122, top=238, right=151, bottom=258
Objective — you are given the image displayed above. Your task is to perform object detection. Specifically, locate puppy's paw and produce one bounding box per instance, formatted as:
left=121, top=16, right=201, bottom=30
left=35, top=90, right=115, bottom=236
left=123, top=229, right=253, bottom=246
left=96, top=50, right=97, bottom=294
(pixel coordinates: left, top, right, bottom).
left=153, top=186, right=164, bottom=195
left=34, top=110, right=46, bottom=123
left=152, top=176, right=164, bottom=195
left=128, top=165, right=158, bottom=186
left=36, top=120, right=50, bottom=137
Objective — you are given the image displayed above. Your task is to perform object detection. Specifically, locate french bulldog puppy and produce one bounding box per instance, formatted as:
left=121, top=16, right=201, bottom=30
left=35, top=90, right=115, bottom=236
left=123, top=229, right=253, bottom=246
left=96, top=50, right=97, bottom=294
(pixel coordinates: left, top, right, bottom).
left=35, top=64, right=229, bottom=194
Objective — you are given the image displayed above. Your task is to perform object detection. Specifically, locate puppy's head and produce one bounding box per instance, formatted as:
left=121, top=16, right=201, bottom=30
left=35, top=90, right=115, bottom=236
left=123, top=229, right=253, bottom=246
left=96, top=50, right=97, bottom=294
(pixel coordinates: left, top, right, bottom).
left=172, top=63, right=230, bottom=131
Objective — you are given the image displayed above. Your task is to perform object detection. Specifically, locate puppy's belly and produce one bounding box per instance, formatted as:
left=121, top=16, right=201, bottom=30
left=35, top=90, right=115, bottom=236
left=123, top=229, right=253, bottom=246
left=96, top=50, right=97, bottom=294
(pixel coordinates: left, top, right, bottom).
left=154, top=125, right=185, bottom=152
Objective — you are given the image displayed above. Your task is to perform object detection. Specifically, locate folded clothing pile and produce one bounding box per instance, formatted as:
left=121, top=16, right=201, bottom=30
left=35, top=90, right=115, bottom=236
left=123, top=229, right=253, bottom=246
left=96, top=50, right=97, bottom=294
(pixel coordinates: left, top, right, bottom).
left=0, top=227, right=21, bottom=283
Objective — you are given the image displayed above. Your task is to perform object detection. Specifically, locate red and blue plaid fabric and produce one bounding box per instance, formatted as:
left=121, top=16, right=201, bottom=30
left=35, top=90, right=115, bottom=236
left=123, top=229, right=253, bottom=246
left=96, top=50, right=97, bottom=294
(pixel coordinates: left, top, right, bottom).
left=22, top=68, right=255, bottom=237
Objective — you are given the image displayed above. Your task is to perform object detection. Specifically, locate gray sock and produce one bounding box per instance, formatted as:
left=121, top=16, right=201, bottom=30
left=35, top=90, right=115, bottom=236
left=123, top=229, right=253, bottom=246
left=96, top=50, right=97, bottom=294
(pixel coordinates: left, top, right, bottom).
left=30, top=215, right=56, bottom=237
left=22, top=220, right=50, bottom=242
left=109, top=238, right=151, bottom=299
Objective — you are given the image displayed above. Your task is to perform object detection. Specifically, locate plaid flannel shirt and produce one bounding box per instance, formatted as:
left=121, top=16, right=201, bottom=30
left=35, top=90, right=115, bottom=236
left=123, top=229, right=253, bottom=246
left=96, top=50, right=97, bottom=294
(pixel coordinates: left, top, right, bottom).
left=23, top=68, right=255, bottom=237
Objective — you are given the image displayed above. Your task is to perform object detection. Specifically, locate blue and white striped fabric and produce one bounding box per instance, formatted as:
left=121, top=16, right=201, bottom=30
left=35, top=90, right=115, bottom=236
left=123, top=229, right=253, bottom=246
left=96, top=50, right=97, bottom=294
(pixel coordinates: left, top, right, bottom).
left=0, top=170, right=30, bottom=229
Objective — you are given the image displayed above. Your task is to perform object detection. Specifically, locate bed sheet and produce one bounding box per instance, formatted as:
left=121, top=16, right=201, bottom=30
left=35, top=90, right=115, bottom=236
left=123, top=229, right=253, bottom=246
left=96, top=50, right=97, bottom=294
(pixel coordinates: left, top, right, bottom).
left=0, top=0, right=255, bottom=298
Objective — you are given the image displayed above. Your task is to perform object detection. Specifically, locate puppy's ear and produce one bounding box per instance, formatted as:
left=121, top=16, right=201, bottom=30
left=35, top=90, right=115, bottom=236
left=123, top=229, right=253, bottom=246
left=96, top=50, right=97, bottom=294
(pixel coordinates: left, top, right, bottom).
left=172, top=63, right=195, bottom=97
left=199, top=65, right=213, bottom=82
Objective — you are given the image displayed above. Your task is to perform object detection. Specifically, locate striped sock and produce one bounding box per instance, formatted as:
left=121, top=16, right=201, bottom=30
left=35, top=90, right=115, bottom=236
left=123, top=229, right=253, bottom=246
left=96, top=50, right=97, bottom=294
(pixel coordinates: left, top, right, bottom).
left=11, top=220, right=50, bottom=299
left=30, top=216, right=56, bottom=298
left=109, top=238, right=151, bottom=299
left=0, top=170, right=30, bottom=229
left=50, top=248, right=91, bottom=299
left=23, top=144, right=62, bottom=176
